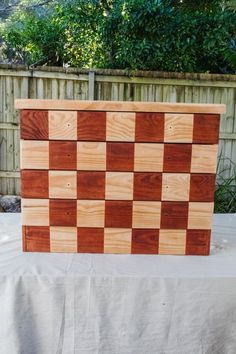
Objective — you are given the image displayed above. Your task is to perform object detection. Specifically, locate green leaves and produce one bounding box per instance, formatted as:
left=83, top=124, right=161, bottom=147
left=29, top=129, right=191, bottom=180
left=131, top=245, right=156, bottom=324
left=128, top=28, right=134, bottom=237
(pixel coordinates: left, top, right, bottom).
left=0, top=0, right=236, bottom=72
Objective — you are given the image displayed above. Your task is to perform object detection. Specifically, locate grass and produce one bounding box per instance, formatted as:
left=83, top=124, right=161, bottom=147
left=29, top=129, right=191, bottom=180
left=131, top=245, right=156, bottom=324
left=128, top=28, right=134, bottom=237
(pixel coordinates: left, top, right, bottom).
left=214, top=154, right=236, bottom=213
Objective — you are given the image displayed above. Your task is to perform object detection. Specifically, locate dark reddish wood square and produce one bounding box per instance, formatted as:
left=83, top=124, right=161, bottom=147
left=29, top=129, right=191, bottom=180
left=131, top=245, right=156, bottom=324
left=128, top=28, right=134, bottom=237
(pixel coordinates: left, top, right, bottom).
left=21, top=170, right=48, bottom=198
left=133, top=173, right=162, bottom=201
left=193, top=114, right=220, bottom=144
left=135, top=113, right=164, bottom=142
left=107, top=143, right=134, bottom=171
left=77, top=111, right=106, bottom=141
left=77, top=172, right=105, bottom=199
left=105, top=201, right=132, bottom=228
left=77, top=228, right=104, bottom=253
left=161, top=202, right=189, bottom=229
left=49, top=141, right=76, bottom=170
left=186, top=230, right=211, bottom=255
left=163, top=144, right=192, bottom=173
left=23, top=226, right=50, bottom=252
left=49, top=199, right=77, bottom=226
left=21, top=110, right=48, bottom=140
left=132, top=229, right=159, bottom=254
left=190, top=174, right=216, bottom=202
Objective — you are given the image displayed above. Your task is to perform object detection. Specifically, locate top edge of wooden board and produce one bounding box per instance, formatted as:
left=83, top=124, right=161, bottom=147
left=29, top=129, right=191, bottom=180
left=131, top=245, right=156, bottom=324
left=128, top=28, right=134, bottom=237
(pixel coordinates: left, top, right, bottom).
left=15, top=99, right=226, bottom=114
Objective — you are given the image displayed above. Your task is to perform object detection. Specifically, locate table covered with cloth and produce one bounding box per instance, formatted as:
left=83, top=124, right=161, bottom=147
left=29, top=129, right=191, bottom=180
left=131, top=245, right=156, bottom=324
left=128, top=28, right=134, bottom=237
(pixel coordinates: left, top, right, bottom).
left=0, top=213, right=236, bottom=354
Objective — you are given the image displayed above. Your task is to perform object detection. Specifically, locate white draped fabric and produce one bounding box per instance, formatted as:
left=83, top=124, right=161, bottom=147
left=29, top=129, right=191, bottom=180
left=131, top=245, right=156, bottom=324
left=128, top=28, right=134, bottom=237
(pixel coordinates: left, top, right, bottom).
left=0, top=213, right=236, bottom=354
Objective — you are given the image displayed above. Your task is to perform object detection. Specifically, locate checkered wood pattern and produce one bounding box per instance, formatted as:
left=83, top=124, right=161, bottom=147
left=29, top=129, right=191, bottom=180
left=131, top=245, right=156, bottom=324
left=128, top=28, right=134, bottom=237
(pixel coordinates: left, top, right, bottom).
left=19, top=103, right=222, bottom=255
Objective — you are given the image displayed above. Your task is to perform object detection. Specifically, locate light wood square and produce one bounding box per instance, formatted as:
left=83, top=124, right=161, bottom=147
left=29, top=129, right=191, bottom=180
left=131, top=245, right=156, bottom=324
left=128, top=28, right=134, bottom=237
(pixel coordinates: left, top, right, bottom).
left=77, top=142, right=106, bottom=170
left=49, top=171, right=77, bottom=199
left=191, top=145, right=218, bottom=173
left=20, top=140, right=49, bottom=169
left=164, top=114, right=193, bottom=143
left=188, top=202, right=214, bottom=229
left=162, top=173, right=190, bottom=201
left=159, top=230, right=186, bottom=255
left=50, top=226, right=77, bottom=252
left=104, top=228, right=131, bottom=254
left=22, top=198, right=49, bottom=226
left=105, top=172, right=133, bottom=200
left=49, top=111, right=77, bottom=140
left=77, top=200, right=105, bottom=227
left=134, top=143, right=164, bottom=172
left=133, top=201, right=161, bottom=228
left=106, top=112, right=135, bottom=141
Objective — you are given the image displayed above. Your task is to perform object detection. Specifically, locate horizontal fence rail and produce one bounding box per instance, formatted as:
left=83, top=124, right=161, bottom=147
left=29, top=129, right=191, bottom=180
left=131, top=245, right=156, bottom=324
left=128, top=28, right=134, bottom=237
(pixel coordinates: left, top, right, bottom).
left=0, top=65, right=235, bottom=195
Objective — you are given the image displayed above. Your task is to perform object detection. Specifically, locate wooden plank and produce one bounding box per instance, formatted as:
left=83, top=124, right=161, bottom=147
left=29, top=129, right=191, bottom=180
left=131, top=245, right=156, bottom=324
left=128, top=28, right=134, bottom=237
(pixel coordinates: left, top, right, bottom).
left=0, top=123, right=19, bottom=130
left=15, top=99, right=226, bottom=113
left=164, top=113, right=193, bottom=143
left=48, top=110, right=77, bottom=140
left=132, top=201, right=161, bottom=228
left=188, top=202, right=214, bottom=229
left=49, top=171, right=77, bottom=199
left=20, top=140, right=49, bottom=169
left=50, top=227, right=77, bottom=253
left=191, top=144, right=218, bottom=174
left=106, top=112, right=135, bottom=141
left=0, top=171, right=20, bottom=178
left=77, top=200, right=105, bottom=227
left=104, top=228, right=131, bottom=254
left=105, top=172, right=133, bottom=200
left=159, top=230, right=186, bottom=255
left=88, top=71, right=95, bottom=100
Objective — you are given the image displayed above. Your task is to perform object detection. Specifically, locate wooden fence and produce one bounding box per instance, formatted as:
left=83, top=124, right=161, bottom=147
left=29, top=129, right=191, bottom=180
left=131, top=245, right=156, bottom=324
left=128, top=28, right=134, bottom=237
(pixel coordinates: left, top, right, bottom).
left=0, top=64, right=236, bottom=195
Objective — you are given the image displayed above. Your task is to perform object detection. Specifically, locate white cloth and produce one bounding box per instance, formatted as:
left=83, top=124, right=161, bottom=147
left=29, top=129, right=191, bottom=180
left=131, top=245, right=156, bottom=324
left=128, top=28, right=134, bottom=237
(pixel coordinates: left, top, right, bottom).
left=0, top=213, right=236, bottom=354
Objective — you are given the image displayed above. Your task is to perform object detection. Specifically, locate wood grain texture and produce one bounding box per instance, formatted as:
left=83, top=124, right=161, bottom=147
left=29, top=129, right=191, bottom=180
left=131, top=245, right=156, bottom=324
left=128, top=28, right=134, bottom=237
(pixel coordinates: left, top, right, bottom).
left=20, top=140, right=49, bottom=169
left=133, top=172, right=162, bottom=201
left=188, top=202, right=214, bottom=229
left=49, top=110, right=77, bottom=140
left=134, top=143, right=164, bottom=172
left=49, top=171, right=77, bottom=199
left=105, top=172, right=133, bottom=200
left=161, top=202, right=189, bottom=229
left=163, top=144, right=192, bottom=173
left=77, top=111, right=106, bottom=141
left=132, top=201, right=161, bottom=228
left=21, top=110, right=48, bottom=140
left=15, top=99, right=226, bottom=114
left=159, top=229, right=186, bottom=255
left=106, top=112, right=135, bottom=141
left=77, top=171, right=105, bottom=199
left=191, top=145, right=218, bottom=173
left=107, top=142, right=134, bottom=171
left=186, top=230, right=211, bottom=255
left=22, top=198, right=49, bottom=226
left=21, top=170, right=48, bottom=198
left=23, top=226, right=50, bottom=252
left=49, top=199, right=77, bottom=226
left=77, top=228, right=104, bottom=253
left=131, top=229, right=159, bottom=254
left=162, top=173, right=190, bottom=201
left=164, top=114, right=193, bottom=143
left=135, top=113, right=164, bottom=142
left=104, top=228, right=131, bottom=254
left=193, top=114, right=220, bottom=144
left=105, top=201, right=132, bottom=228
left=49, top=141, right=76, bottom=170
left=77, top=142, right=106, bottom=171
left=77, top=200, right=105, bottom=227
left=190, top=174, right=216, bottom=202
left=50, top=226, right=77, bottom=252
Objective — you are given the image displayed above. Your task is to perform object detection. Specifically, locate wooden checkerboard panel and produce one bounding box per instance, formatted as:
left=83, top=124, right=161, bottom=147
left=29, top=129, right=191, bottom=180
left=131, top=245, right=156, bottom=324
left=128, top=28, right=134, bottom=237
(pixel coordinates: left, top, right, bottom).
left=17, top=100, right=225, bottom=255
